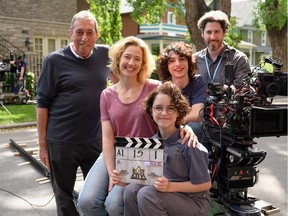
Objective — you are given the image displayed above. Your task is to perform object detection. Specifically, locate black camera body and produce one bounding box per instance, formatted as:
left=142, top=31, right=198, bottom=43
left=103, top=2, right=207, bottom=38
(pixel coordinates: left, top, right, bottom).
left=256, top=72, right=280, bottom=97
left=206, top=83, right=287, bottom=138
left=244, top=57, right=287, bottom=98
left=204, top=58, right=287, bottom=215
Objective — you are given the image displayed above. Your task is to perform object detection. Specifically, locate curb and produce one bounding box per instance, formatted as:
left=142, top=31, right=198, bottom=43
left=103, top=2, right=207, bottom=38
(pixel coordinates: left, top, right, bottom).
left=0, top=122, right=37, bottom=130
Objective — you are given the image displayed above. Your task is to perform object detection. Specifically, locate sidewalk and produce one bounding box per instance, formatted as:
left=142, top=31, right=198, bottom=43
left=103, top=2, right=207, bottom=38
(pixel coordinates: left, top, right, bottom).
left=0, top=127, right=57, bottom=216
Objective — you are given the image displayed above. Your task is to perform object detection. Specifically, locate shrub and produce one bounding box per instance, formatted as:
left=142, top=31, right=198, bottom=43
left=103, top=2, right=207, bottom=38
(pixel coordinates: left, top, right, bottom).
left=26, top=71, right=36, bottom=99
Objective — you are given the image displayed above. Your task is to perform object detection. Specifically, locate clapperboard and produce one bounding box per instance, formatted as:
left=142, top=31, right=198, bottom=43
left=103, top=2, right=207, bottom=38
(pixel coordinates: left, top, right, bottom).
left=115, top=137, right=163, bottom=185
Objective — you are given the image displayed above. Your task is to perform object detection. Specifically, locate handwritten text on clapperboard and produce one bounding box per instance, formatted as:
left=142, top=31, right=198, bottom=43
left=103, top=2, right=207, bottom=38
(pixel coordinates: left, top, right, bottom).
left=115, top=137, right=163, bottom=185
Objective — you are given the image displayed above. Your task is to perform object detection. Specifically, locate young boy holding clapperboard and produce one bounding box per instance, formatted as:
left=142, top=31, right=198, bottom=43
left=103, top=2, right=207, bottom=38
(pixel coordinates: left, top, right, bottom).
left=121, top=81, right=212, bottom=216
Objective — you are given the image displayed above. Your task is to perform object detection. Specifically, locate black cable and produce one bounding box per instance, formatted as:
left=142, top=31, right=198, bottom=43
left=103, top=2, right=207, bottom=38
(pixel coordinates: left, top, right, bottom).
left=0, top=187, right=54, bottom=208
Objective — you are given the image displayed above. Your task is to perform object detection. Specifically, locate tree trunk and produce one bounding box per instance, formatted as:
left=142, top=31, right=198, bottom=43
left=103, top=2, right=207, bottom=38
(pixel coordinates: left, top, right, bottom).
left=214, top=0, right=231, bottom=17
left=267, top=21, right=287, bottom=72
left=185, top=0, right=231, bottom=51
left=185, top=0, right=209, bottom=51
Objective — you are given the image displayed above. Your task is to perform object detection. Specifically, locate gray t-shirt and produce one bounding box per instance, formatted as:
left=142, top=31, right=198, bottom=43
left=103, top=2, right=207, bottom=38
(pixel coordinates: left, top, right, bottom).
left=154, top=128, right=210, bottom=185
left=194, top=43, right=250, bottom=89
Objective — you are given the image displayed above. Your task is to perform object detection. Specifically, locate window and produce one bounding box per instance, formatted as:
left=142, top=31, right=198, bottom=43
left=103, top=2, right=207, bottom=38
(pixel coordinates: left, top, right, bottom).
left=48, top=39, right=56, bottom=54
left=261, top=32, right=267, bottom=46
left=60, top=39, right=68, bottom=48
left=167, top=11, right=176, bottom=25
left=34, top=37, right=44, bottom=77
left=247, top=30, right=253, bottom=43
left=34, top=37, right=69, bottom=76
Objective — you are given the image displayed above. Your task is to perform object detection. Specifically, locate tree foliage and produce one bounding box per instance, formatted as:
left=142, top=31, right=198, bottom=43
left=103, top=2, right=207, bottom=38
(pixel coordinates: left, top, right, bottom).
left=86, top=0, right=122, bottom=45
left=224, top=16, right=242, bottom=49
left=253, top=0, right=287, bottom=71
left=126, top=0, right=185, bottom=24
left=253, top=0, right=287, bottom=31
left=126, top=0, right=167, bottom=24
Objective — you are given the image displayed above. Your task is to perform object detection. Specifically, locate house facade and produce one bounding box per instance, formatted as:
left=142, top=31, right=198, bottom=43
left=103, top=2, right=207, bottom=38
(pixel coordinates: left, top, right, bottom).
left=120, top=1, right=189, bottom=55
left=0, top=0, right=89, bottom=79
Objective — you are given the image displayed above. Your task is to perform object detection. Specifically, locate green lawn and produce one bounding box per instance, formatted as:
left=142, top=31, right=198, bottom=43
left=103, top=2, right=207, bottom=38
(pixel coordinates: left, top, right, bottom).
left=0, top=103, right=36, bottom=125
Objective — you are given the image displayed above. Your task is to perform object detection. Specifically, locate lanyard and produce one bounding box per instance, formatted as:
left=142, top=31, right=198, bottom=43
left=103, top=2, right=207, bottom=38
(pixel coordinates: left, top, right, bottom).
left=205, top=55, right=222, bottom=83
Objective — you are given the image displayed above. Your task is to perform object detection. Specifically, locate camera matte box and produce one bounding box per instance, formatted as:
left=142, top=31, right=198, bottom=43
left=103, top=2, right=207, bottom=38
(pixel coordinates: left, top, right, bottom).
left=249, top=104, right=287, bottom=137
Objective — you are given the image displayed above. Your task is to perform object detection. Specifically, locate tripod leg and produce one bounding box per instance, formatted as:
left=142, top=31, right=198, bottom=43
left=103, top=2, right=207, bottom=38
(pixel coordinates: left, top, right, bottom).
left=0, top=101, right=12, bottom=115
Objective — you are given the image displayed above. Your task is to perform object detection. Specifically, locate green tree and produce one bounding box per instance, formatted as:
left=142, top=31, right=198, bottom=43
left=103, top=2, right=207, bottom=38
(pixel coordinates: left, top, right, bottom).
left=127, top=0, right=167, bottom=24
left=86, top=0, right=122, bottom=45
left=225, top=16, right=242, bottom=49
left=253, top=0, right=287, bottom=71
left=126, top=0, right=232, bottom=50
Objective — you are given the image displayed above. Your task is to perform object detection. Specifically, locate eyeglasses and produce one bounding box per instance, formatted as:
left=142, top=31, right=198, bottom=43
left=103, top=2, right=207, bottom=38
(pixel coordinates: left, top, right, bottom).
left=152, top=105, right=176, bottom=115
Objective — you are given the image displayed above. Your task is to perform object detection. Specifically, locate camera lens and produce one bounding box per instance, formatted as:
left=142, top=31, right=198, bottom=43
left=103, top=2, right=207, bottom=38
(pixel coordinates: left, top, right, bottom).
left=265, top=83, right=279, bottom=97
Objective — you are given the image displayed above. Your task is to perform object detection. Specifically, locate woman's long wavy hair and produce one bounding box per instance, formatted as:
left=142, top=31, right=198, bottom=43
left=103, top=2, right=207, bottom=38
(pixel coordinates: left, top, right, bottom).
left=108, top=36, right=155, bottom=84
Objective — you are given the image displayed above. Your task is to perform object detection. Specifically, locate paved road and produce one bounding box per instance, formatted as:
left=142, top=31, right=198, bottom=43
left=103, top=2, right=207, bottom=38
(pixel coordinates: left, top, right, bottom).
left=249, top=136, right=287, bottom=216
left=0, top=126, right=287, bottom=216
left=0, top=128, right=55, bottom=216
left=0, top=127, right=83, bottom=216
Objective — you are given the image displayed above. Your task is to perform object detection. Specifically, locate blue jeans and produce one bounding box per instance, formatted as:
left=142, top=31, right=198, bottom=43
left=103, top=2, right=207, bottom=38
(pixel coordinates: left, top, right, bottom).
left=77, top=154, right=124, bottom=216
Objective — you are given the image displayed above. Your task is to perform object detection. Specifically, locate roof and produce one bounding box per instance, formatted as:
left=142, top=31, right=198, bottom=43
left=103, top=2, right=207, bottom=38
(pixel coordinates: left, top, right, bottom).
left=239, top=40, right=257, bottom=48
left=136, top=34, right=188, bottom=42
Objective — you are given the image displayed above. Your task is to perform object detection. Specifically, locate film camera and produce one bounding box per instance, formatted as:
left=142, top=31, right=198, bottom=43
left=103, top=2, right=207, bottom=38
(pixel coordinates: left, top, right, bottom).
left=203, top=58, right=287, bottom=215
left=249, top=57, right=287, bottom=97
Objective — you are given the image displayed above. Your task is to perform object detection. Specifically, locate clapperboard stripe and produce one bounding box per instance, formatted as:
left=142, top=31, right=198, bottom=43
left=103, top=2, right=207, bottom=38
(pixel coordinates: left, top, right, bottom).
left=115, top=137, right=163, bottom=149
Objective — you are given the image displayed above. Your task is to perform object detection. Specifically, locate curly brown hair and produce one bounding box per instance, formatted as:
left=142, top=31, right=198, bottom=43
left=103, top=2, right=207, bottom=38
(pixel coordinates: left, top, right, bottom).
left=157, top=41, right=197, bottom=82
left=143, top=81, right=191, bottom=127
